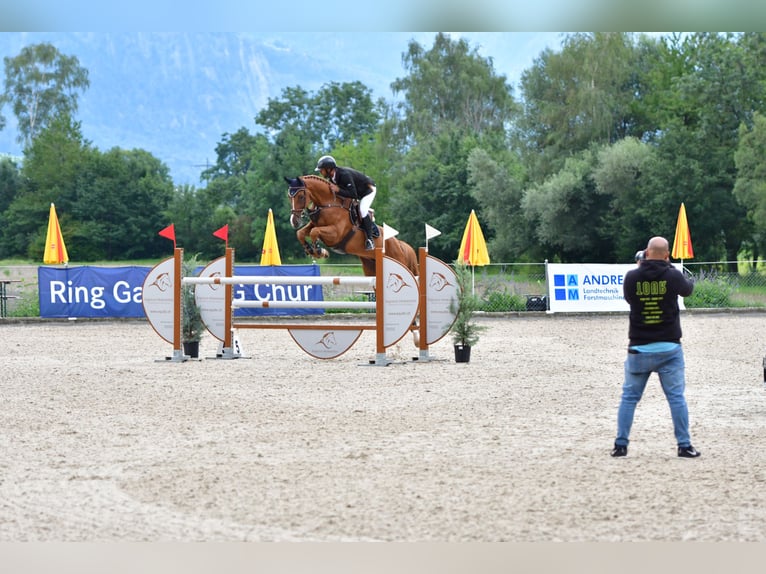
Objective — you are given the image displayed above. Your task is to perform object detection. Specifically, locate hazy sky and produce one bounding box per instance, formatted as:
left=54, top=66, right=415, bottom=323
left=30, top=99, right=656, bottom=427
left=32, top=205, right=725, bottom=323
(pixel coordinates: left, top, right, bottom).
left=2, top=1, right=762, bottom=32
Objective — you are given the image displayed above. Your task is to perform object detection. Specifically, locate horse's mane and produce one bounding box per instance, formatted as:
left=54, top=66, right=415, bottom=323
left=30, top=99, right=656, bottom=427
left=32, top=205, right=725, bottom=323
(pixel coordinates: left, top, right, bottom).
left=302, top=174, right=339, bottom=193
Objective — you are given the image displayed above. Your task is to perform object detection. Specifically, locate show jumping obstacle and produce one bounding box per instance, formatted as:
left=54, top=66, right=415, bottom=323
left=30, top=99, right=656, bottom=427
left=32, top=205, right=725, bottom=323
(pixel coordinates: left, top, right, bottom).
left=143, top=246, right=458, bottom=364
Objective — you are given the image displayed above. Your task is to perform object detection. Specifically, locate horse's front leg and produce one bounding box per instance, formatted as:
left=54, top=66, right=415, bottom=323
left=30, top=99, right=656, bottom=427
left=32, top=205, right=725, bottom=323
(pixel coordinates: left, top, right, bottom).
left=297, top=224, right=319, bottom=257
left=297, top=223, right=328, bottom=258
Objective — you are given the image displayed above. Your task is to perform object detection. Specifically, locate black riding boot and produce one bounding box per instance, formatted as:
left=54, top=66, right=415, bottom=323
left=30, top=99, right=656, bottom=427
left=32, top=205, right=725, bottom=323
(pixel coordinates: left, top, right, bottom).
left=361, top=215, right=375, bottom=250
left=362, top=213, right=380, bottom=238
left=366, top=213, right=380, bottom=238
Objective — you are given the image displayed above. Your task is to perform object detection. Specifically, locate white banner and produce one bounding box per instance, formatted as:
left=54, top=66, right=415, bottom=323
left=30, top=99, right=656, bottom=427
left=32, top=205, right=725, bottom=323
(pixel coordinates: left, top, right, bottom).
left=383, top=223, right=399, bottom=240
left=425, top=223, right=441, bottom=240
left=546, top=263, right=686, bottom=313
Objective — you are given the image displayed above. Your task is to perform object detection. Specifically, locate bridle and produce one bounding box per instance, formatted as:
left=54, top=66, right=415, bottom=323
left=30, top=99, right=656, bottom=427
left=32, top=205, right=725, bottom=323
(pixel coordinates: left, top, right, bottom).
left=288, top=184, right=308, bottom=221
left=288, top=176, right=345, bottom=220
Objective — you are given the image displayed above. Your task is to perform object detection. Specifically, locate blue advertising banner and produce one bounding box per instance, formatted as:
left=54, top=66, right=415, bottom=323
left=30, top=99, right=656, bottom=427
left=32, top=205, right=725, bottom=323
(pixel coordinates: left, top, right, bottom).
left=230, top=265, right=323, bottom=317
left=38, top=264, right=324, bottom=318
left=39, top=266, right=151, bottom=318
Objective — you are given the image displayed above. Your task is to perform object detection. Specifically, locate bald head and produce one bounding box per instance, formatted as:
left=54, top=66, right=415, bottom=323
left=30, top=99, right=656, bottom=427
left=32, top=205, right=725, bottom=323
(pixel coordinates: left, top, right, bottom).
left=645, top=236, right=670, bottom=260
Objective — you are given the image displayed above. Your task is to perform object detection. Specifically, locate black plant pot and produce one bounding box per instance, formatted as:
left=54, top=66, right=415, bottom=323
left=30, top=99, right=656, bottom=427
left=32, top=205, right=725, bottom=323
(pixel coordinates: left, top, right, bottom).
left=454, top=344, right=471, bottom=363
left=183, top=340, right=200, bottom=358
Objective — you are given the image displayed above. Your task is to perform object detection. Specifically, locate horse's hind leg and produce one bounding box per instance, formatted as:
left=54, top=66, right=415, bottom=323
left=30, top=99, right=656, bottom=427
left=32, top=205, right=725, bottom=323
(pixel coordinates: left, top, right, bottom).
left=360, top=258, right=376, bottom=277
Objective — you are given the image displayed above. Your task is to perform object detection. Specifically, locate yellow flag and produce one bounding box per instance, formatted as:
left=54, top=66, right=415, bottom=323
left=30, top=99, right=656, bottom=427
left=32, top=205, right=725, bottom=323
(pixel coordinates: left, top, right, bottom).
left=43, top=203, right=69, bottom=264
left=671, top=202, right=694, bottom=260
left=260, top=208, right=282, bottom=266
left=458, top=210, right=490, bottom=266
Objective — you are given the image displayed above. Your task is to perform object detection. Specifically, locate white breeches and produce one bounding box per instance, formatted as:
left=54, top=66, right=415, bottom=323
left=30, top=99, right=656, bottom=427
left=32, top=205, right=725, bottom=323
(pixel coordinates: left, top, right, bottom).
left=359, top=186, right=376, bottom=218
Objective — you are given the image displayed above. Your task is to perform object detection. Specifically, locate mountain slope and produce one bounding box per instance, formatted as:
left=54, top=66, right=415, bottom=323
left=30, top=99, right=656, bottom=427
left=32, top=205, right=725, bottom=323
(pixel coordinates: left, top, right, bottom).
left=0, top=32, right=406, bottom=185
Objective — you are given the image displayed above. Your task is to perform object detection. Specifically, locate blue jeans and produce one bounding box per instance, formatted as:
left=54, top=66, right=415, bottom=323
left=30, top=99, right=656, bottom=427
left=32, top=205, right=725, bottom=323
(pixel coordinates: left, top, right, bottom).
left=615, top=345, right=692, bottom=448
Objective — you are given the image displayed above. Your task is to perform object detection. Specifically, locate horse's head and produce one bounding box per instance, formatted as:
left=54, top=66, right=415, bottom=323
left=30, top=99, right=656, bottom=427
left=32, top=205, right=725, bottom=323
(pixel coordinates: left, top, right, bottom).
left=285, top=176, right=307, bottom=228
left=284, top=176, right=304, bottom=198
left=285, top=174, right=341, bottom=229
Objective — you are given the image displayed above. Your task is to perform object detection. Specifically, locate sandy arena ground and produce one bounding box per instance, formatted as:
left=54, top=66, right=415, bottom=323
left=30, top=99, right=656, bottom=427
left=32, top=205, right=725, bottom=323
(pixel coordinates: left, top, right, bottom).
left=2, top=311, right=766, bottom=542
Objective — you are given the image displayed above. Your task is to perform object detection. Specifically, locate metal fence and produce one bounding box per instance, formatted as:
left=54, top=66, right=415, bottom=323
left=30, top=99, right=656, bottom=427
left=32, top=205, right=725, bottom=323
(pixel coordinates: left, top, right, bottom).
left=464, top=263, right=548, bottom=312
left=681, top=261, right=766, bottom=310
left=4, top=260, right=766, bottom=318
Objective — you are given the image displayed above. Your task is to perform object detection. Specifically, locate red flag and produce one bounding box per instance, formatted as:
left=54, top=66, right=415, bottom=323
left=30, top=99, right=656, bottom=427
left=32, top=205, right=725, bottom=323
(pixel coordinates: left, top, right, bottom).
left=158, top=223, right=176, bottom=248
left=213, top=224, right=229, bottom=246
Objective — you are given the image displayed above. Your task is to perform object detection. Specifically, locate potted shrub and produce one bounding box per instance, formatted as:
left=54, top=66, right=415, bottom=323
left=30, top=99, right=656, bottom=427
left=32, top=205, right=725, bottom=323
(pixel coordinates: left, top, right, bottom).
left=450, top=260, right=486, bottom=363
left=181, top=253, right=205, bottom=358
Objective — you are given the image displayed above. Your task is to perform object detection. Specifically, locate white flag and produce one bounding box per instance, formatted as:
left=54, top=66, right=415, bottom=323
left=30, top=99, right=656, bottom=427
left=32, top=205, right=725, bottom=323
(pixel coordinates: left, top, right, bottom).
left=383, top=223, right=399, bottom=240
left=425, top=223, right=442, bottom=240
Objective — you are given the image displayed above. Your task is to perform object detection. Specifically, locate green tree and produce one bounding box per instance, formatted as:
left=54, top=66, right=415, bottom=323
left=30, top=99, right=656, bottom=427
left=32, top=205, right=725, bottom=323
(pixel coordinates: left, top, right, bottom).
left=2, top=42, right=90, bottom=147
left=255, top=81, right=380, bottom=151
left=0, top=112, right=88, bottom=258
left=163, top=183, right=237, bottom=259
left=198, top=127, right=302, bottom=260
left=70, top=147, right=175, bottom=260
left=521, top=149, right=609, bottom=262
left=639, top=120, right=748, bottom=265
left=734, top=112, right=766, bottom=260
left=467, top=147, right=531, bottom=262
left=0, top=157, right=21, bottom=257
left=516, top=33, right=646, bottom=184
left=390, top=128, right=480, bottom=261
left=222, top=82, right=385, bottom=262
left=387, top=33, right=518, bottom=261
left=0, top=156, right=20, bottom=214
left=639, top=33, right=759, bottom=265
left=392, top=33, right=517, bottom=143
left=592, top=137, right=655, bottom=260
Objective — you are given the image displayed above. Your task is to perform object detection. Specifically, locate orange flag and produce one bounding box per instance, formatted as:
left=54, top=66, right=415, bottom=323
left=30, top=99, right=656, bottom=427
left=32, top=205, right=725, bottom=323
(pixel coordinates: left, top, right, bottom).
left=43, top=203, right=69, bottom=264
left=259, top=209, right=282, bottom=266
left=671, top=203, right=694, bottom=260
left=458, top=210, right=490, bottom=266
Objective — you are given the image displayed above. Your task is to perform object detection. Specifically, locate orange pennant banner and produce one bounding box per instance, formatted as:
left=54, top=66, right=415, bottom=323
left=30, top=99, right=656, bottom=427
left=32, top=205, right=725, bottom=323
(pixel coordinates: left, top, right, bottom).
left=260, top=209, right=282, bottom=266
left=458, top=210, right=490, bottom=266
left=43, top=203, right=69, bottom=264
left=671, top=203, right=694, bottom=260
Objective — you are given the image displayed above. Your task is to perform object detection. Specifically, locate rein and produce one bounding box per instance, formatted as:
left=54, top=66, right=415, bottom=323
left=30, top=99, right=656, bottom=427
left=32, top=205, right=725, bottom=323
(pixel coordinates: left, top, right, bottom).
left=290, top=177, right=353, bottom=217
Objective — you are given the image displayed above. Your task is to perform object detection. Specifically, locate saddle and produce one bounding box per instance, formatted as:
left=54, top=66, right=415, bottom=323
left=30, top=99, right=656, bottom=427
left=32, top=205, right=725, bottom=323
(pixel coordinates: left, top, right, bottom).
left=346, top=201, right=380, bottom=237
left=335, top=195, right=362, bottom=228
left=311, top=193, right=378, bottom=238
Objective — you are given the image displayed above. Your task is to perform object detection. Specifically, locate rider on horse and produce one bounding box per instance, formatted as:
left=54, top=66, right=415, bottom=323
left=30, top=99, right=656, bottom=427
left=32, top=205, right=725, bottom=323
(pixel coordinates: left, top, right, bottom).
left=315, top=155, right=380, bottom=250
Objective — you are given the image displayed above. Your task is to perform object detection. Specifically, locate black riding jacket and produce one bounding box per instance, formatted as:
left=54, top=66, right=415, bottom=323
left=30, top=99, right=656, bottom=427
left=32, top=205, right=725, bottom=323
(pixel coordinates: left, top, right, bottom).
left=332, top=166, right=374, bottom=200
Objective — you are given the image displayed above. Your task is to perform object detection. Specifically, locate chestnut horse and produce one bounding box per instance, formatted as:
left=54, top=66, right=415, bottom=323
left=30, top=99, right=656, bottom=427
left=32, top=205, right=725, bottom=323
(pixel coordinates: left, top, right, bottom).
left=285, top=175, right=419, bottom=278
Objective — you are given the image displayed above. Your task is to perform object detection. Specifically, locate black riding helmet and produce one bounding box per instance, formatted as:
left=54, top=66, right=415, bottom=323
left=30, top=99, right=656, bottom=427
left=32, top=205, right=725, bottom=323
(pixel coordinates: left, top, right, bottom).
left=315, top=155, right=336, bottom=171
